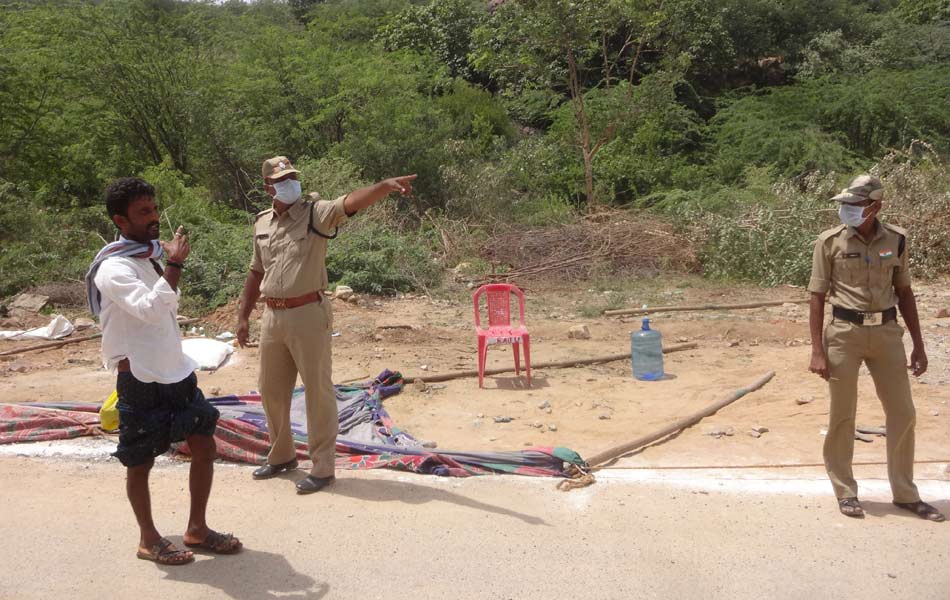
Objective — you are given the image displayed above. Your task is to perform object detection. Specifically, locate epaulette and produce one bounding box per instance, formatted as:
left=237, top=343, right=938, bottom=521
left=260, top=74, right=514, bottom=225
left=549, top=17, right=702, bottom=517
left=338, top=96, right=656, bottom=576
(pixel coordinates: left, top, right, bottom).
left=817, top=223, right=847, bottom=242
left=881, top=221, right=907, bottom=256
left=880, top=221, right=907, bottom=236
left=254, top=208, right=273, bottom=222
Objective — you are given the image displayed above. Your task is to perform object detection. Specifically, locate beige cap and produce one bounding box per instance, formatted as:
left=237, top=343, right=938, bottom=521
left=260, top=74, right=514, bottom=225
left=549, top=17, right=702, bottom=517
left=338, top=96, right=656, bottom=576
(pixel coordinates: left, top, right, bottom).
left=831, top=174, right=883, bottom=203
left=261, top=156, right=299, bottom=181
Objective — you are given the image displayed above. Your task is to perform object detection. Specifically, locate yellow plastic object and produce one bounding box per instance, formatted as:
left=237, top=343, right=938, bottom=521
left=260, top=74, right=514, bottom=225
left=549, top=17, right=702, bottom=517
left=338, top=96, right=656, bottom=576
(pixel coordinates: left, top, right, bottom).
left=99, top=390, right=119, bottom=431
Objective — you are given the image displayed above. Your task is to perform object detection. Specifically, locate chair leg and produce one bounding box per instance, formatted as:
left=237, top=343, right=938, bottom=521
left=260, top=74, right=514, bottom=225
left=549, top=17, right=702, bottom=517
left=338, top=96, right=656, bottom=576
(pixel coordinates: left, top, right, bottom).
left=522, top=334, right=531, bottom=387
left=477, top=337, right=487, bottom=389
left=513, top=342, right=521, bottom=376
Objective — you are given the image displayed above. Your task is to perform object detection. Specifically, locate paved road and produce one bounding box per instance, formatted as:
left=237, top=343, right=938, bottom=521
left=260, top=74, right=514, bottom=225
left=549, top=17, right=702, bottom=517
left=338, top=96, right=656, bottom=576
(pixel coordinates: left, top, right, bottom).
left=1, top=457, right=948, bottom=600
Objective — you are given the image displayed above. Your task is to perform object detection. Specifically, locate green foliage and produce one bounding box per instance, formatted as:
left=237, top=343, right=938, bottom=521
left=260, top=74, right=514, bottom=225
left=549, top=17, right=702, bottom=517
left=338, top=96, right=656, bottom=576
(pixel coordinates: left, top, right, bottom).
left=377, top=0, right=485, bottom=79
left=2, top=0, right=950, bottom=308
left=326, top=220, right=442, bottom=294
left=899, top=0, right=950, bottom=24
left=0, top=181, right=107, bottom=298
left=698, top=194, right=835, bottom=286
left=140, top=165, right=252, bottom=312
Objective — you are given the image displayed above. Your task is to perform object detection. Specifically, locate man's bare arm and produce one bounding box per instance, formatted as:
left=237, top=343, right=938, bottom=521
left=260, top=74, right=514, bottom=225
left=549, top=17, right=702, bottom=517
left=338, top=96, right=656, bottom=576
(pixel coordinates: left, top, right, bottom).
left=896, top=285, right=927, bottom=376
left=236, top=270, right=263, bottom=347
left=343, top=175, right=417, bottom=215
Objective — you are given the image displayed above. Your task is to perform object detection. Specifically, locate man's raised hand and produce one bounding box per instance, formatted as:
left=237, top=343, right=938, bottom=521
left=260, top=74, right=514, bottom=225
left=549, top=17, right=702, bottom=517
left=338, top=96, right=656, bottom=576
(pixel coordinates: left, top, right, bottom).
left=161, top=225, right=190, bottom=263
left=381, top=174, right=417, bottom=197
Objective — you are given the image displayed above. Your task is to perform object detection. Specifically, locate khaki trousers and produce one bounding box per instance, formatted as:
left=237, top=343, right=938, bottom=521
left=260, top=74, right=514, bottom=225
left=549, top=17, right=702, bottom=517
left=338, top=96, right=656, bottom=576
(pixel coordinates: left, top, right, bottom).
left=258, top=300, right=338, bottom=477
left=823, top=318, right=919, bottom=503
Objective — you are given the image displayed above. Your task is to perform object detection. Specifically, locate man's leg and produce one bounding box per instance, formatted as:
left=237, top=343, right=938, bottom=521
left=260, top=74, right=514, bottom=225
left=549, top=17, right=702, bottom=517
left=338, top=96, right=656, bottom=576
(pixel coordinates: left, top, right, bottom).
left=127, top=458, right=162, bottom=550
left=259, top=309, right=300, bottom=466
left=288, top=301, right=338, bottom=480
left=823, top=320, right=863, bottom=500
left=183, top=434, right=215, bottom=543
left=866, top=321, right=920, bottom=503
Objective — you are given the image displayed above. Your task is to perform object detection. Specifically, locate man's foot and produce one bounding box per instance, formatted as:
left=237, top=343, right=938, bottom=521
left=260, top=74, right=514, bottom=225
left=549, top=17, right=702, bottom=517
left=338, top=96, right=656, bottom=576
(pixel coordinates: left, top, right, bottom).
left=838, top=497, right=865, bottom=518
left=296, top=475, right=335, bottom=495
left=893, top=500, right=946, bottom=522
left=183, top=529, right=243, bottom=554
left=252, top=459, right=298, bottom=480
left=136, top=538, right=194, bottom=565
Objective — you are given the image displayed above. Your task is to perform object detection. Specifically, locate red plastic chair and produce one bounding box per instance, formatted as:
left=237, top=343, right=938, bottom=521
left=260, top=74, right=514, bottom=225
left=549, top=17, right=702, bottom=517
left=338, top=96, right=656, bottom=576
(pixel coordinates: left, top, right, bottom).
left=473, top=283, right=530, bottom=388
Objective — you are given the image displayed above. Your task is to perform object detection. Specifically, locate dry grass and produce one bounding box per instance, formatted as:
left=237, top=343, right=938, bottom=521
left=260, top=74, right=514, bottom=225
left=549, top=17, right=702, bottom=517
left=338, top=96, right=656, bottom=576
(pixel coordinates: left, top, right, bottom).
left=477, top=211, right=699, bottom=283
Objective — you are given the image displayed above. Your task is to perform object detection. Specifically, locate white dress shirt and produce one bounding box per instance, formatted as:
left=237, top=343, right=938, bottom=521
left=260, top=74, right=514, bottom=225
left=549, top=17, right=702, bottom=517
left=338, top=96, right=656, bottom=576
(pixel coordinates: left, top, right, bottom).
left=94, top=256, right=198, bottom=384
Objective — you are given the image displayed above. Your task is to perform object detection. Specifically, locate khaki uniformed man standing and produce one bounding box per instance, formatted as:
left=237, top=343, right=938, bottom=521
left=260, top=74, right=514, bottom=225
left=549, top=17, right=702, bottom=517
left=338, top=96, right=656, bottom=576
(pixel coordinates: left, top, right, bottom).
left=236, top=156, right=415, bottom=494
left=807, top=174, right=944, bottom=521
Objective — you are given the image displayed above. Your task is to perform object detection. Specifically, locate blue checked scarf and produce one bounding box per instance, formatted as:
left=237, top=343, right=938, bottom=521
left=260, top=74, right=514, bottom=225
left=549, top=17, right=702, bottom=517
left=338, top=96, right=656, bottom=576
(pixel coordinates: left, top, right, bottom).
left=85, top=237, right=164, bottom=316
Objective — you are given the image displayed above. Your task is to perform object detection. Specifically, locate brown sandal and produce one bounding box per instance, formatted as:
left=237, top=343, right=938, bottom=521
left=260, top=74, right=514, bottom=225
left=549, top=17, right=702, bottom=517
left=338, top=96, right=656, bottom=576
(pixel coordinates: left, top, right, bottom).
left=893, top=501, right=946, bottom=522
left=838, top=497, right=865, bottom=518
left=184, top=530, right=242, bottom=554
left=136, top=538, right=195, bottom=565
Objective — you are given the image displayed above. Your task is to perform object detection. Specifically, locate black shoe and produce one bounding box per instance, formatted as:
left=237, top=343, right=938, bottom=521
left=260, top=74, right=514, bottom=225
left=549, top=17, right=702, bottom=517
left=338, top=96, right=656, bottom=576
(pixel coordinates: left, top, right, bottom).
left=252, top=459, right=298, bottom=480
left=295, top=475, right=335, bottom=495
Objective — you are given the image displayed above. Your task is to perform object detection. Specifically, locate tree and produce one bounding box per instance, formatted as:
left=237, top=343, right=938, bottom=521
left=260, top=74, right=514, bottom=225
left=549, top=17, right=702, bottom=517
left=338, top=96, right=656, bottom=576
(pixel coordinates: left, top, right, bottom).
left=472, top=0, right=674, bottom=210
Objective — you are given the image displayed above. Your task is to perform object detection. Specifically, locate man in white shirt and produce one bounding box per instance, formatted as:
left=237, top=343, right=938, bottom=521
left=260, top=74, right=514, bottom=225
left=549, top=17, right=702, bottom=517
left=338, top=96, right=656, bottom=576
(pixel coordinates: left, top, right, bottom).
left=90, top=177, right=241, bottom=565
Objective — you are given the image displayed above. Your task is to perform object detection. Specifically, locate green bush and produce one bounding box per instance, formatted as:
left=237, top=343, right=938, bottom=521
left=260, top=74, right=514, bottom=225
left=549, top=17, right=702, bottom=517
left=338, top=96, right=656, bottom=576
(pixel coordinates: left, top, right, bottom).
left=140, top=165, right=252, bottom=313
left=0, top=181, right=107, bottom=300
left=327, top=219, right=441, bottom=295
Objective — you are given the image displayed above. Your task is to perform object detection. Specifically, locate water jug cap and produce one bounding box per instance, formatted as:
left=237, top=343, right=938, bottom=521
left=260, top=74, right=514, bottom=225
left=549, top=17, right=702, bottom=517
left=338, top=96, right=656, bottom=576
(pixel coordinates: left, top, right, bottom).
left=641, top=318, right=650, bottom=331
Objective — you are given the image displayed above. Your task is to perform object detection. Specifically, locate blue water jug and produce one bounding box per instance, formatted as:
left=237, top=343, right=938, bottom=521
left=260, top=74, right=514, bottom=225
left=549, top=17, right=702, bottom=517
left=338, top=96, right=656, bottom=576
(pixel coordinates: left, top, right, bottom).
left=631, top=318, right=664, bottom=381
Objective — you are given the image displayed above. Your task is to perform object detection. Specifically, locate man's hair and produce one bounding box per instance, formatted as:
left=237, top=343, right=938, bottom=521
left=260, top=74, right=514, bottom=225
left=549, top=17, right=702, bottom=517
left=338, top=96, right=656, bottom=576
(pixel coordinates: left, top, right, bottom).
left=105, top=177, right=155, bottom=219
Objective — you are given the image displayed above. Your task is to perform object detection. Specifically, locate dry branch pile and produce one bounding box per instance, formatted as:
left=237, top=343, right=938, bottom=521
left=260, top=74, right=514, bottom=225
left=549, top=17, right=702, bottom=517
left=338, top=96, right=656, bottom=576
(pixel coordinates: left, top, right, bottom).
left=478, top=213, right=698, bottom=283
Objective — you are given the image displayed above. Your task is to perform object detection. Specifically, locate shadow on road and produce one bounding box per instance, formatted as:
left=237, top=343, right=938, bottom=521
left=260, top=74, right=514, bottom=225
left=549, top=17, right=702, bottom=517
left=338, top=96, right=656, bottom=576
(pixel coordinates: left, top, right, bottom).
left=157, top=546, right=330, bottom=600
left=331, top=477, right=550, bottom=526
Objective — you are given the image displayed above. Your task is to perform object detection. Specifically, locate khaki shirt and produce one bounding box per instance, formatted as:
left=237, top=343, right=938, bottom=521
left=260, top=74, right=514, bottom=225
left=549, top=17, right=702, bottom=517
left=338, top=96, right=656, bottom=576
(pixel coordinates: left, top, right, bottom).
left=250, top=193, right=350, bottom=298
left=807, top=220, right=911, bottom=312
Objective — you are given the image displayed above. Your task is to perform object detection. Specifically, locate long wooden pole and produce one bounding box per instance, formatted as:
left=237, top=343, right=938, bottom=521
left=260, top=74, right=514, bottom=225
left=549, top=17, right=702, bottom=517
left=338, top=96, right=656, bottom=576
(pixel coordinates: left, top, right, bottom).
left=0, top=317, right=201, bottom=357
left=584, top=370, right=776, bottom=468
left=603, top=299, right=807, bottom=317
left=401, top=342, right=698, bottom=383
left=0, top=332, right=102, bottom=356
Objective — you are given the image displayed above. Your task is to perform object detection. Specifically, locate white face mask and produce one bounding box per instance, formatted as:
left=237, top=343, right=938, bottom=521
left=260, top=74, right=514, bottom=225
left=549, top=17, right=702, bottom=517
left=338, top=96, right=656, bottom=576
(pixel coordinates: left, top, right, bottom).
left=838, top=203, right=868, bottom=227
left=272, top=179, right=302, bottom=204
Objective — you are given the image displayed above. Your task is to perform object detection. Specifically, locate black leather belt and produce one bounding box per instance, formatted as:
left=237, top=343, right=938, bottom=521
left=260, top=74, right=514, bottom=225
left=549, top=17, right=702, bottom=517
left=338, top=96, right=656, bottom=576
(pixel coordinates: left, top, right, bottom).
left=832, top=306, right=896, bottom=326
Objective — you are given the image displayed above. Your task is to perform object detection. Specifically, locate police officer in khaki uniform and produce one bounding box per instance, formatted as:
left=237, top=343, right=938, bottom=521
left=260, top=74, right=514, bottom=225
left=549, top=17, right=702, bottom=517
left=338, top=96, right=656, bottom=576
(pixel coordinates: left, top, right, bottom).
left=236, top=156, right=415, bottom=494
left=807, top=174, right=944, bottom=521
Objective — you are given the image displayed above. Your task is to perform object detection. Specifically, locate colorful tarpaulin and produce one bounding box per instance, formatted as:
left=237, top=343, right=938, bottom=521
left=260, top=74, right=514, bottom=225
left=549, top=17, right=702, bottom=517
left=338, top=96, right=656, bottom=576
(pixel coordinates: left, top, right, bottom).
left=0, top=370, right=586, bottom=478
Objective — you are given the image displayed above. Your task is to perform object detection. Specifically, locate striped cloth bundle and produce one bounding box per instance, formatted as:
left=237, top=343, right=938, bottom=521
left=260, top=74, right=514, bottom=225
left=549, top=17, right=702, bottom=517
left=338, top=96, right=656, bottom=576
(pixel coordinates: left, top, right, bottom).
left=85, top=238, right=164, bottom=316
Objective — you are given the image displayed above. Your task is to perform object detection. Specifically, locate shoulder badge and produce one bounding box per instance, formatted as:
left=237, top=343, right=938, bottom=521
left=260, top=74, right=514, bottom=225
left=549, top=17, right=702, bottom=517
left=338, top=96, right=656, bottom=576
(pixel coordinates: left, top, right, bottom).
left=817, top=223, right=847, bottom=242
left=880, top=221, right=907, bottom=236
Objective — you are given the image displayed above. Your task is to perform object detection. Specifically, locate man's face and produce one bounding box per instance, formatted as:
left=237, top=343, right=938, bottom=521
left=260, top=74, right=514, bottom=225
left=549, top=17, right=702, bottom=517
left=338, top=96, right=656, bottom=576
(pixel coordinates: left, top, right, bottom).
left=113, top=196, right=160, bottom=242
left=849, top=197, right=883, bottom=223
left=264, top=172, right=299, bottom=199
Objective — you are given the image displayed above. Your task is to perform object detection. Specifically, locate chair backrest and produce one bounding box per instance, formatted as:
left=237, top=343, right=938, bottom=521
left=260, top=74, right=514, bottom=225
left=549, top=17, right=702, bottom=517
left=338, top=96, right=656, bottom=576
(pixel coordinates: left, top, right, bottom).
left=473, top=283, right=526, bottom=329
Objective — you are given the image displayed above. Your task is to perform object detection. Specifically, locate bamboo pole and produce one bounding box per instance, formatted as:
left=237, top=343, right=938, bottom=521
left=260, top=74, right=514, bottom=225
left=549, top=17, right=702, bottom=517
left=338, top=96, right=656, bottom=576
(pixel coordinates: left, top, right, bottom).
left=0, top=332, right=103, bottom=356
left=401, top=342, right=698, bottom=383
left=0, top=317, right=201, bottom=357
left=603, top=299, right=807, bottom=317
left=584, top=370, right=776, bottom=468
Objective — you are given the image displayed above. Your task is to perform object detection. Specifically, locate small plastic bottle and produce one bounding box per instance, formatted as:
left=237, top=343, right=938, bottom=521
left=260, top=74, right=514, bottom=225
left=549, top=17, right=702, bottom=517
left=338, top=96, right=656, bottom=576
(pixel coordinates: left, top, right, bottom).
left=631, top=318, right=664, bottom=381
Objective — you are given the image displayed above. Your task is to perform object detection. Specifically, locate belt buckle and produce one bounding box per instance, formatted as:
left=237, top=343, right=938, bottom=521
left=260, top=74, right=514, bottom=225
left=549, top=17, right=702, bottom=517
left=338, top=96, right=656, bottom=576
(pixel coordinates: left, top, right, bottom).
left=862, top=311, right=881, bottom=326
left=272, top=297, right=287, bottom=310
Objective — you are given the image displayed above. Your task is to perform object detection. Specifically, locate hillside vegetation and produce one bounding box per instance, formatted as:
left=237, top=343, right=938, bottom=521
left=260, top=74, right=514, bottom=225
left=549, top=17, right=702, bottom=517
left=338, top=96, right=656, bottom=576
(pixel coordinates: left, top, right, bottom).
left=1, top=0, right=947, bottom=312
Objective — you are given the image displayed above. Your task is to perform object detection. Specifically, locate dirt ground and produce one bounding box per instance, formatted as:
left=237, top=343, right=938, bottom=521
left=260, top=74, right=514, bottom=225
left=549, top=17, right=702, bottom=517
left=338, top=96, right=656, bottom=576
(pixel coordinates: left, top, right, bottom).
left=2, top=276, right=949, bottom=469
left=2, top=277, right=950, bottom=599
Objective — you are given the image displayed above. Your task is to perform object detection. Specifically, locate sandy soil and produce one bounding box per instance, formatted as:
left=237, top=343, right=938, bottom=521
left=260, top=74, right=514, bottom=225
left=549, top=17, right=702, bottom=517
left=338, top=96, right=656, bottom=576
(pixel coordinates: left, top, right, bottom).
left=2, top=278, right=950, bottom=599
left=2, top=277, right=949, bottom=469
